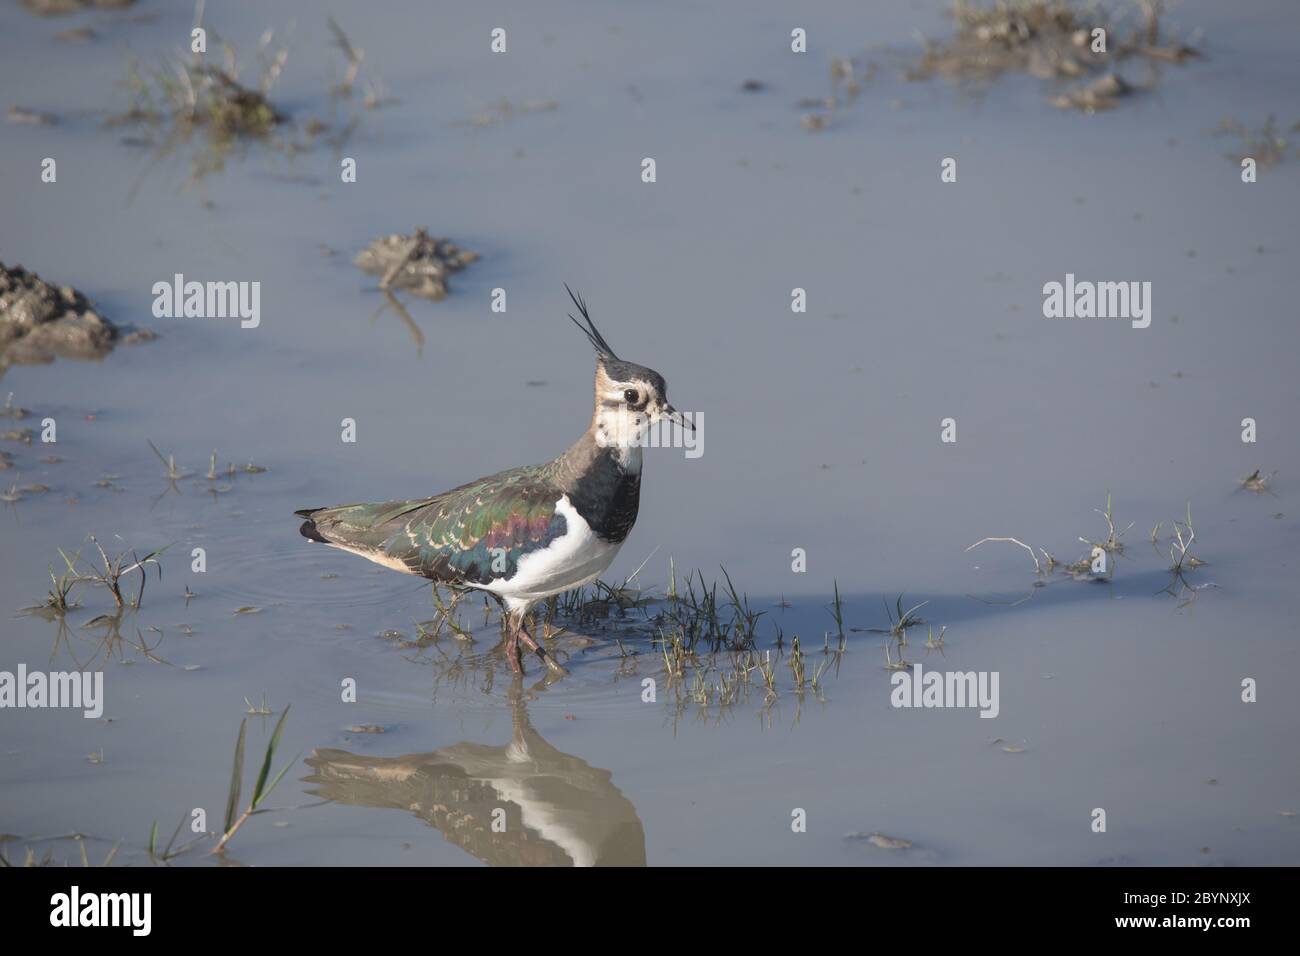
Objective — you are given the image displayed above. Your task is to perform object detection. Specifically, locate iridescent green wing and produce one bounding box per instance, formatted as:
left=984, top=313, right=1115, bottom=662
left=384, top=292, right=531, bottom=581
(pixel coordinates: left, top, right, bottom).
left=303, top=465, right=566, bottom=585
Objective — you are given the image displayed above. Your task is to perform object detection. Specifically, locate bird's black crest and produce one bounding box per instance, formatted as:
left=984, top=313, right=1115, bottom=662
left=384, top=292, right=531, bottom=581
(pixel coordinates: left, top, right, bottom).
left=565, top=284, right=619, bottom=361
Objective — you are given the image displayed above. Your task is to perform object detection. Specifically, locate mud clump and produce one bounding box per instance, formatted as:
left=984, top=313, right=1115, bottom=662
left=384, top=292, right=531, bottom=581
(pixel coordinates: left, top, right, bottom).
left=7, top=107, right=58, bottom=126
left=916, top=0, right=1102, bottom=81
left=55, top=26, right=96, bottom=43
left=0, top=263, right=150, bottom=376
left=21, top=0, right=132, bottom=15
left=906, top=0, right=1197, bottom=111
left=1051, top=71, right=1130, bottom=112
left=353, top=229, right=480, bottom=300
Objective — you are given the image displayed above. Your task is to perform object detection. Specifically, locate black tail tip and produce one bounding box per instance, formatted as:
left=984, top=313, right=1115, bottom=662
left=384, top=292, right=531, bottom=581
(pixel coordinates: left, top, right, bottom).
left=295, top=508, right=329, bottom=543
left=299, top=520, right=329, bottom=543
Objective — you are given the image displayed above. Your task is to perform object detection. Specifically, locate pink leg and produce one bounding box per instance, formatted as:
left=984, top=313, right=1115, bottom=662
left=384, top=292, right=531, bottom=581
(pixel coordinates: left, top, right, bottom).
left=503, top=617, right=523, bottom=673
left=517, top=616, right=569, bottom=677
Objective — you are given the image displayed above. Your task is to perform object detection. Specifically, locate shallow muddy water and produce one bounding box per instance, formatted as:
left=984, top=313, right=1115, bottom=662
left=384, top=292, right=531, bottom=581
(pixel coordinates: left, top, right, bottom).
left=1, top=0, right=1298, bottom=866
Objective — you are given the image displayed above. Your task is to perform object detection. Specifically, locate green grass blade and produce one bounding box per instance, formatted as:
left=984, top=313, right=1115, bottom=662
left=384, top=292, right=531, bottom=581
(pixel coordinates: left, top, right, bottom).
left=162, top=813, right=186, bottom=859
left=224, top=719, right=247, bottom=832
left=251, top=705, right=290, bottom=809
left=255, top=750, right=301, bottom=811
left=146, top=439, right=170, bottom=468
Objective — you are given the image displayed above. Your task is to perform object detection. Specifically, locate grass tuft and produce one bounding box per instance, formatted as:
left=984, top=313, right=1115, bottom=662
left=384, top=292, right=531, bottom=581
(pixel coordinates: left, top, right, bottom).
left=212, top=705, right=296, bottom=855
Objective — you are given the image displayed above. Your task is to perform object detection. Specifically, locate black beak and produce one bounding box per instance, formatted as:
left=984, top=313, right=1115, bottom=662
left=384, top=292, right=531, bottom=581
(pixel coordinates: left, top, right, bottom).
left=662, top=404, right=694, bottom=432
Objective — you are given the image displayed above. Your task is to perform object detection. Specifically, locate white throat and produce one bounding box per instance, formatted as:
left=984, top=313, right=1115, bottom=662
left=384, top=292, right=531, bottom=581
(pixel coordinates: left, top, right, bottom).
left=593, top=405, right=647, bottom=470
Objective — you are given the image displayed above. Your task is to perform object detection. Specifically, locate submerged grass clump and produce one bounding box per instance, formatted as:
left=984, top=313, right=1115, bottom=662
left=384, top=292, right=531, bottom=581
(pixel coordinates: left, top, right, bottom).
left=1162, top=503, right=1203, bottom=574
left=114, top=37, right=288, bottom=181
left=41, top=552, right=81, bottom=613
left=828, top=579, right=847, bottom=652
left=864, top=594, right=940, bottom=674
left=868, top=595, right=929, bottom=640
left=1, top=393, right=30, bottom=419
left=1215, top=116, right=1298, bottom=169
left=326, top=18, right=398, bottom=109
left=81, top=536, right=166, bottom=609
left=1155, top=504, right=1216, bottom=605
left=28, top=536, right=167, bottom=614
left=534, top=561, right=944, bottom=720
left=147, top=438, right=189, bottom=481
left=0, top=835, right=122, bottom=869
left=1080, top=492, right=1134, bottom=555
left=206, top=450, right=267, bottom=480
left=141, top=439, right=267, bottom=502
left=110, top=15, right=389, bottom=186
left=429, top=584, right=475, bottom=642
left=970, top=493, right=1221, bottom=605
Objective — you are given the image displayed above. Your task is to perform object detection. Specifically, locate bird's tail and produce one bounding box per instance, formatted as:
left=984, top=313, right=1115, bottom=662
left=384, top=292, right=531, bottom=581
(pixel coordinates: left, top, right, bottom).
left=295, top=507, right=330, bottom=543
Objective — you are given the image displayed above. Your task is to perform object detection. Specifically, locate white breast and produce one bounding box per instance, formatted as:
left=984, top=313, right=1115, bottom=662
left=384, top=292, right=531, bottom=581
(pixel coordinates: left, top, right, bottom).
left=474, top=494, right=622, bottom=611
left=484, top=775, right=599, bottom=867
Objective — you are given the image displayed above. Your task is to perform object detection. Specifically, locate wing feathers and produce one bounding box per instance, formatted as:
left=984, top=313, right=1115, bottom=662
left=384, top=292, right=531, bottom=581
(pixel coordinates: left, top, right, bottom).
left=295, top=467, right=566, bottom=586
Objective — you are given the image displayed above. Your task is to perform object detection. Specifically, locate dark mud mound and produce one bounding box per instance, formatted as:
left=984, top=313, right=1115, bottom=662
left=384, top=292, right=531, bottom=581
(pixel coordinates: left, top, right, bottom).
left=0, top=262, right=152, bottom=376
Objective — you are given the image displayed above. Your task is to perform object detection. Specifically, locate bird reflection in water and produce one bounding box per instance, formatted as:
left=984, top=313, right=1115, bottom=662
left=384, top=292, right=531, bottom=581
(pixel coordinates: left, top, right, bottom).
left=303, top=686, right=645, bottom=866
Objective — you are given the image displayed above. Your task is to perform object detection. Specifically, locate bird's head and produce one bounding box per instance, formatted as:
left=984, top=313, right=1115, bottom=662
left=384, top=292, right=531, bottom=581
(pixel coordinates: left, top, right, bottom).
left=566, top=285, right=691, bottom=447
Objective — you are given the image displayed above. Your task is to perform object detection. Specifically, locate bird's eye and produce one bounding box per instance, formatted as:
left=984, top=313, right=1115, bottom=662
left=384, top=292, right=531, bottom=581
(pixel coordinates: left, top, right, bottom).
left=624, top=389, right=639, bottom=404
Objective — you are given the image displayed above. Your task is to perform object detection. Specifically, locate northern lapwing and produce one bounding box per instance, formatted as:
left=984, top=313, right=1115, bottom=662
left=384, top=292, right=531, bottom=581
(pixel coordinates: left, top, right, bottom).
left=295, top=287, right=691, bottom=675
